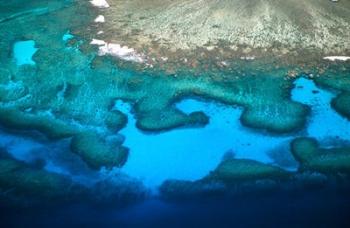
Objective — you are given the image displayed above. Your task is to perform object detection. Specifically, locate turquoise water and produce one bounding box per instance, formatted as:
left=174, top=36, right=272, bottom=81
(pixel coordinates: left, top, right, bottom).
left=2, top=78, right=349, bottom=190
left=62, top=31, right=74, bottom=42
left=113, top=77, right=350, bottom=188
left=1, top=0, right=350, bottom=226
left=13, top=40, right=38, bottom=66
left=292, top=77, right=350, bottom=141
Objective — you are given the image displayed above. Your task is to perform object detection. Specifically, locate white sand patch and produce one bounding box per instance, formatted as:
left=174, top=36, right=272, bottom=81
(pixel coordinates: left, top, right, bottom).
left=161, top=57, right=168, bottom=62
left=206, top=46, right=215, bottom=51
left=90, top=39, right=144, bottom=63
left=221, top=61, right=228, bottom=66
left=240, top=56, right=255, bottom=60
left=323, top=56, right=350, bottom=61
left=90, top=0, right=109, bottom=8
left=97, top=31, right=104, bottom=35
left=13, top=40, right=38, bottom=66
left=90, top=39, right=106, bottom=45
left=94, top=15, right=105, bottom=23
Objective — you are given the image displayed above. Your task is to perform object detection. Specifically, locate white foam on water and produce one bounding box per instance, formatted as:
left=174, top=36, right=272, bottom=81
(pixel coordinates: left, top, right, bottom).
left=90, top=39, right=106, bottom=45
left=13, top=40, right=38, bottom=66
left=94, top=15, right=105, bottom=23
left=323, top=56, right=350, bottom=61
left=90, top=39, right=144, bottom=62
left=90, top=0, right=109, bottom=8
left=240, top=56, right=256, bottom=60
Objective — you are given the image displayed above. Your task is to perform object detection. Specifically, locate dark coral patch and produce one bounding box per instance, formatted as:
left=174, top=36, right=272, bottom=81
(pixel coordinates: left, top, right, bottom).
left=291, top=137, right=350, bottom=174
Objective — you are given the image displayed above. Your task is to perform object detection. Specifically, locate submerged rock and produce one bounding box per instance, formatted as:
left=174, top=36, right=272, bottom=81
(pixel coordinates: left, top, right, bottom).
left=0, top=156, right=86, bottom=206
left=159, top=158, right=291, bottom=200
left=331, top=92, right=350, bottom=121
left=0, top=108, right=78, bottom=139
left=291, top=137, right=350, bottom=174
left=0, top=149, right=146, bottom=207
left=70, top=132, right=129, bottom=170
left=206, top=159, right=290, bottom=182
left=313, top=65, right=350, bottom=121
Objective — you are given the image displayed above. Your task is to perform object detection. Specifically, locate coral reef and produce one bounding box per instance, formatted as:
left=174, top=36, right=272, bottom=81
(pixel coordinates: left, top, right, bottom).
left=0, top=149, right=146, bottom=207
left=1, top=0, right=350, bottom=207
left=0, top=0, right=313, bottom=175
left=206, top=158, right=290, bottom=183
left=70, top=132, right=128, bottom=169
left=291, top=137, right=350, bottom=174
left=4, top=0, right=350, bottom=176
left=0, top=153, right=86, bottom=206
left=332, top=92, right=350, bottom=121
left=159, top=157, right=291, bottom=199
left=160, top=136, right=350, bottom=200
left=313, top=63, right=350, bottom=120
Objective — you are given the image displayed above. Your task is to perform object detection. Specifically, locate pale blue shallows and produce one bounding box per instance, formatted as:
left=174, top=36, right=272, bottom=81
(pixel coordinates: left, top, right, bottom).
left=118, top=78, right=350, bottom=188
left=62, top=31, right=74, bottom=42
left=13, top=40, right=38, bottom=66
left=291, top=77, right=350, bottom=142
left=1, top=78, right=350, bottom=189
left=118, top=100, right=291, bottom=188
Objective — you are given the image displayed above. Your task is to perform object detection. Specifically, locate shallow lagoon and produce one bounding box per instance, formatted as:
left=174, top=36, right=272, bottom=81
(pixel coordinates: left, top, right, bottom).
left=116, top=77, right=350, bottom=188
left=2, top=77, right=349, bottom=190
left=1, top=0, right=350, bottom=226
left=13, top=40, right=38, bottom=66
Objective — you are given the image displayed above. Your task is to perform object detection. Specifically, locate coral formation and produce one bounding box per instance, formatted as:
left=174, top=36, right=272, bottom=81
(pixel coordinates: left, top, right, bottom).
left=159, top=157, right=291, bottom=199
left=332, top=92, right=350, bottom=121
left=160, top=136, right=350, bottom=200
left=0, top=149, right=146, bottom=207
left=313, top=63, right=350, bottom=120
left=0, top=153, right=86, bottom=206
left=291, top=137, right=350, bottom=174
left=70, top=132, right=128, bottom=169
left=206, top=158, right=290, bottom=183
left=1, top=0, right=350, bottom=208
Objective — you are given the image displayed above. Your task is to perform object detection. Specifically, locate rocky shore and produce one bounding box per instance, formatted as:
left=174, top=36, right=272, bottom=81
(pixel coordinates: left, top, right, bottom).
left=87, top=0, right=350, bottom=64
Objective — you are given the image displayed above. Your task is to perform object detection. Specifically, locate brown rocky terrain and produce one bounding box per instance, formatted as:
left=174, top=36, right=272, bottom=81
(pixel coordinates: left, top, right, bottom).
left=91, top=0, right=350, bottom=60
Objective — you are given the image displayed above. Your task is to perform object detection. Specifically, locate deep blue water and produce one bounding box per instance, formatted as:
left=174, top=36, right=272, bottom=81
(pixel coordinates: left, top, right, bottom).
left=2, top=191, right=350, bottom=227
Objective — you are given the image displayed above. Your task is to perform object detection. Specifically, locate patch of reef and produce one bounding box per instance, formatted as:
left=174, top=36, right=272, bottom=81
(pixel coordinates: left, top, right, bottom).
left=312, top=65, right=350, bottom=121
left=0, top=0, right=350, bottom=211
left=160, top=137, right=350, bottom=201
left=0, top=147, right=147, bottom=209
